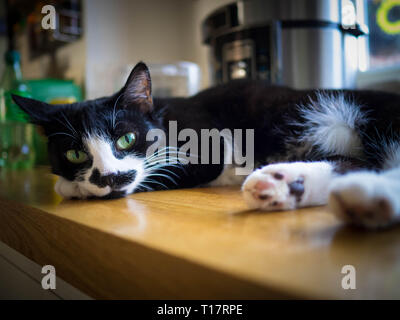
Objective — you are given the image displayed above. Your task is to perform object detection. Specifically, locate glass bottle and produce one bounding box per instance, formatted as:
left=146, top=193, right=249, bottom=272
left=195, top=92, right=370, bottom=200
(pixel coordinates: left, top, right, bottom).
left=0, top=50, right=35, bottom=170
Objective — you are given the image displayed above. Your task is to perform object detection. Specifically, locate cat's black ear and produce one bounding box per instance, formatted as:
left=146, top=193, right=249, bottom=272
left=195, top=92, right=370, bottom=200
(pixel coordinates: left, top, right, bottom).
left=121, top=62, right=153, bottom=112
left=12, top=94, right=55, bottom=124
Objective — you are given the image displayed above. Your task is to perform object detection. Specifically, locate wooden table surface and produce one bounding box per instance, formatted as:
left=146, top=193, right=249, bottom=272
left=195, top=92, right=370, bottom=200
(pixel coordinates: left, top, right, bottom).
left=1, top=167, right=400, bottom=299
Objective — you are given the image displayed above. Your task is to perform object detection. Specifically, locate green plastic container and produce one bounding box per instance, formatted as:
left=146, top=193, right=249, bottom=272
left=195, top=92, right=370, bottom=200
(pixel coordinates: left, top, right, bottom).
left=26, top=79, right=83, bottom=165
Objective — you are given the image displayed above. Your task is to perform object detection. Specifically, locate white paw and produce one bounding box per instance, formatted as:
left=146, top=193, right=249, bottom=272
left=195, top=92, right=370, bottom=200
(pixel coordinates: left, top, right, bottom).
left=242, top=162, right=333, bottom=211
left=55, top=177, right=91, bottom=199
left=241, top=163, right=305, bottom=210
left=329, top=172, right=400, bottom=229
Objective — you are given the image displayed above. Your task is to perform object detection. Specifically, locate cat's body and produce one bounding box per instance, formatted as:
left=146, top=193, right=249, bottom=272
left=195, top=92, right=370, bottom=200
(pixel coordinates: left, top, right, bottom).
left=13, top=62, right=400, bottom=229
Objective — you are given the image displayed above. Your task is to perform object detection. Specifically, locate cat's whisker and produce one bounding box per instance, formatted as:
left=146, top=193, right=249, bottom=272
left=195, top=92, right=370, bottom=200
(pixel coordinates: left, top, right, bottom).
left=145, top=154, right=186, bottom=163
left=146, top=146, right=193, bottom=154
left=148, top=167, right=180, bottom=178
left=112, top=94, right=123, bottom=130
left=59, top=111, right=79, bottom=138
left=145, top=160, right=185, bottom=171
left=145, top=151, right=198, bottom=165
left=113, top=110, right=126, bottom=130
left=140, top=178, right=169, bottom=190
left=145, top=157, right=182, bottom=164
left=145, top=173, right=177, bottom=185
left=146, top=162, right=188, bottom=176
left=48, top=132, right=78, bottom=140
left=144, top=154, right=183, bottom=163
left=144, top=148, right=190, bottom=161
left=145, top=161, right=183, bottom=169
left=135, top=182, right=153, bottom=192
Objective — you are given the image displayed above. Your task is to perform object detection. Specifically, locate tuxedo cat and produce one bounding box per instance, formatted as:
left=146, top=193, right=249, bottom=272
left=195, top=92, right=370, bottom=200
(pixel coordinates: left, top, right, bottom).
left=13, top=62, right=400, bottom=229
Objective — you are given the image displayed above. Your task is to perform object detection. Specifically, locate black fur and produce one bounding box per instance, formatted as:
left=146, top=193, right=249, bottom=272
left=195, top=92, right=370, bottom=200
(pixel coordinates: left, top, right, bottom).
left=89, top=168, right=136, bottom=188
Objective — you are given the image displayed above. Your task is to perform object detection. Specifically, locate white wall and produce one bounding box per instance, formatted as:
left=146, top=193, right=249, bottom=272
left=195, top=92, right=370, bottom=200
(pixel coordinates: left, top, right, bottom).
left=18, top=35, right=86, bottom=87
left=84, top=0, right=195, bottom=98
left=84, top=0, right=234, bottom=98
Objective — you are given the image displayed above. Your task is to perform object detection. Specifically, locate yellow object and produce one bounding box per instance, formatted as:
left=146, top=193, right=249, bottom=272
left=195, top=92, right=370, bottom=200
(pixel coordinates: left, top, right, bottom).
left=377, top=0, right=400, bottom=35
left=49, top=97, right=77, bottom=104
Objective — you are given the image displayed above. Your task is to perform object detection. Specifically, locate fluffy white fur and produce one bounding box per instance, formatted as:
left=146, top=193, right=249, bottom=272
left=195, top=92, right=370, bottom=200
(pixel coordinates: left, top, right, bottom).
left=383, top=140, right=400, bottom=169
left=55, top=176, right=91, bottom=199
left=329, top=169, right=400, bottom=228
left=297, top=92, right=367, bottom=157
left=329, top=143, right=400, bottom=228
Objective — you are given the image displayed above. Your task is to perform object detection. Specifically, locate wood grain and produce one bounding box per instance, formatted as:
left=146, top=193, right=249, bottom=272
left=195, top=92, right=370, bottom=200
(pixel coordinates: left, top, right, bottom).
left=1, top=167, right=400, bottom=299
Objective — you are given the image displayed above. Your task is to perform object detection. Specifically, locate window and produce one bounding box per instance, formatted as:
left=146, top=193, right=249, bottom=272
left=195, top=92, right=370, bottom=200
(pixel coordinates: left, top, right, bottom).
left=368, top=0, right=400, bottom=68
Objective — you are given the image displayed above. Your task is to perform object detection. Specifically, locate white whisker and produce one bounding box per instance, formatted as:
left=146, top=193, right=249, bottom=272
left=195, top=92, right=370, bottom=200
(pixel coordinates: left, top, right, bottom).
left=112, top=94, right=123, bottom=129
left=60, top=111, right=79, bottom=138
left=145, top=173, right=177, bottom=185
left=141, top=179, right=169, bottom=189
left=48, top=132, right=78, bottom=140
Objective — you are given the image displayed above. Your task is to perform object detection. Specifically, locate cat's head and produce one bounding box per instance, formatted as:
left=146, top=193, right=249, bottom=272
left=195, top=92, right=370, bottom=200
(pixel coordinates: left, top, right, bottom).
left=13, top=62, right=166, bottom=199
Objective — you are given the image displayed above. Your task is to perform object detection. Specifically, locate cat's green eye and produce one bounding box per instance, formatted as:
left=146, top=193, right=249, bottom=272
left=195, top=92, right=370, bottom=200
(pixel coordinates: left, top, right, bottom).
left=116, top=132, right=136, bottom=150
left=65, top=150, right=88, bottom=164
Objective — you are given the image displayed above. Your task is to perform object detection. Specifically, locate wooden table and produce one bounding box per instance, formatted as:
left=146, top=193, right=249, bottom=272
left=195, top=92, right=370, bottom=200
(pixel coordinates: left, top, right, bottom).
left=1, top=167, right=400, bottom=299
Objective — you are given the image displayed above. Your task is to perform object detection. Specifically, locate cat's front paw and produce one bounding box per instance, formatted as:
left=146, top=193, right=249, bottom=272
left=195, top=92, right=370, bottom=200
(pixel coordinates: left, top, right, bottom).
left=242, top=163, right=307, bottom=211
left=329, top=172, right=400, bottom=229
left=55, top=177, right=91, bottom=199
left=242, top=162, right=333, bottom=211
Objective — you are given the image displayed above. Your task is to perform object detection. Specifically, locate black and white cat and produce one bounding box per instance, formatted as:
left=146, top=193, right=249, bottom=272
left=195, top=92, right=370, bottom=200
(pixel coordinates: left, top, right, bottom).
left=13, top=62, right=400, bottom=229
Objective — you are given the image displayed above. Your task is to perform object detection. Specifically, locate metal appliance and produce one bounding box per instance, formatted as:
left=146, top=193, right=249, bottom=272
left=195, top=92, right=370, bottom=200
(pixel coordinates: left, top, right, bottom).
left=202, top=0, right=368, bottom=89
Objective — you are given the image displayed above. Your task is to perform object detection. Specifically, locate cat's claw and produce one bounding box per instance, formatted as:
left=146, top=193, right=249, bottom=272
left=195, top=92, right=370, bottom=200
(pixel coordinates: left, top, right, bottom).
left=329, top=172, right=400, bottom=229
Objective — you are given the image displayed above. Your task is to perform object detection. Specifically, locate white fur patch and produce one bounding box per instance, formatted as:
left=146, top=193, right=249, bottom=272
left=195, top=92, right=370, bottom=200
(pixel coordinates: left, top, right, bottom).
left=297, top=92, right=367, bottom=157
left=383, top=141, right=400, bottom=170
left=55, top=176, right=90, bottom=199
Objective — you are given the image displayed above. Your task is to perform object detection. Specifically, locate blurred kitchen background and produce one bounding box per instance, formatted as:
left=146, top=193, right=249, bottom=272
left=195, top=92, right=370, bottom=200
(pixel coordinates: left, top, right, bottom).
left=0, top=0, right=399, bottom=170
